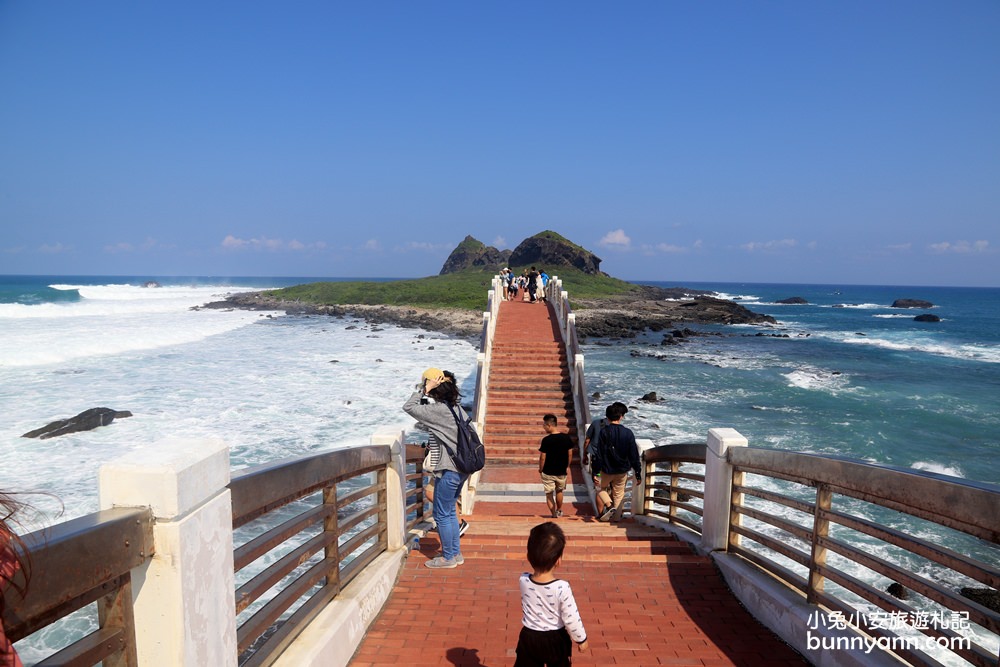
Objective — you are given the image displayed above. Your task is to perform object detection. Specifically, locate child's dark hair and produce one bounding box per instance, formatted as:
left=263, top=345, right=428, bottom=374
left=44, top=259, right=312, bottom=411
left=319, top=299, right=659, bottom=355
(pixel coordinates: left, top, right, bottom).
left=543, top=413, right=557, bottom=426
left=527, top=522, right=565, bottom=572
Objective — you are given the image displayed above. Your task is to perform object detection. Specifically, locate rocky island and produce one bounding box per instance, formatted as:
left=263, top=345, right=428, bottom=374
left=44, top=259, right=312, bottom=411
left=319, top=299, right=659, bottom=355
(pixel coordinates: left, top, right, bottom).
left=205, top=231, right=776, bottom=339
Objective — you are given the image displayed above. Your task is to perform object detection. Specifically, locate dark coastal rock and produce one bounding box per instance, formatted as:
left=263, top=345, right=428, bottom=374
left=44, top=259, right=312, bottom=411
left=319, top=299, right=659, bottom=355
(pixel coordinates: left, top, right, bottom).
left=914, top=314, right=941, bottom=322
left=439, top=235, right=511, bottom=274
left=23, top=407, right=133, bottom=439
left=886, top=583, right=908, bottom=600
left=776, top=297, right=808, bottom=304
left=508, top=231, right=603, bottom=275
left=892, top=298, right=934, bottom=309
left=639, top=392, right=661, bottom=402
left=961, top=588, right=1000, bottom=614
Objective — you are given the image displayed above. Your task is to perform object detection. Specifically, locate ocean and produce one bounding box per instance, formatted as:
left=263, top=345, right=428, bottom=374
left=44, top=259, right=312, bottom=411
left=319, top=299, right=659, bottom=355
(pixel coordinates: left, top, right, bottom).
left=2, top=275, right=997, bottom=519
left=2, top=274, right=998, bottom=661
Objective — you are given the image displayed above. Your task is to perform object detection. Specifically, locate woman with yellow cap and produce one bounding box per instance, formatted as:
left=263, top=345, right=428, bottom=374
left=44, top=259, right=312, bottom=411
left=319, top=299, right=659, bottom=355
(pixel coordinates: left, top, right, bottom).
left=403, top=368, right=468, bottom=569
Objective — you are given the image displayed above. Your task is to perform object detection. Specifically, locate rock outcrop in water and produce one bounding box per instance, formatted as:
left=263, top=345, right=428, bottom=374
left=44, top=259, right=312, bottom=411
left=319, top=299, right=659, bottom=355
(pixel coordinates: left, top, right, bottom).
left=914, top=314, right=941, bottom=322
left=23, top=407, right=134, bottom=439
left=892, top=298, right=934, bottom=309
left=776, top=296, right=808, bottom=304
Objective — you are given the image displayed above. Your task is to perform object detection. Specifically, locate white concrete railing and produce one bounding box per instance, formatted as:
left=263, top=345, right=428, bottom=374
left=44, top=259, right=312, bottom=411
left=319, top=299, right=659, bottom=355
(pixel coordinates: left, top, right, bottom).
left=92, top=428, right=415, bottom=667
left=464, top=276, right=503, bottom=513
left=543, top=277, right=602, bottom=512
left=635, top=430, right=1000, bottom=667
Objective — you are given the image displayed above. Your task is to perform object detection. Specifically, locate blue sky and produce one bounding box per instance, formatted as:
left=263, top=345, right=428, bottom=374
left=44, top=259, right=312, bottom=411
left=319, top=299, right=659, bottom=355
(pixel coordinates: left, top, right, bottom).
left=1, top=2, right=997, bottom=286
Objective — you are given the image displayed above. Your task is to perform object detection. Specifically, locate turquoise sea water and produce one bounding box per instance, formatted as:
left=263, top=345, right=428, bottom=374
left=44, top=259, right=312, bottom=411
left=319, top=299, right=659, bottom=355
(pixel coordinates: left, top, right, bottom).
left=583, top=281, right=1000, bottom=485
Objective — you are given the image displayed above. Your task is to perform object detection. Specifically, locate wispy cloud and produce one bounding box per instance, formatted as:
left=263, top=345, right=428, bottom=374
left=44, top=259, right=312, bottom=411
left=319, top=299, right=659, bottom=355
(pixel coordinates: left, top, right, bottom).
left=492, top=236, right=507, bottom=248
left=928, top=240, right=990, bottom=254
left=3, top=245, right=26, bottom=254
left=105, top=237, right=173, bottom=254
left=393, top=241, right=450, bottom=253
left=362, top=239, right=382, bottom=252
left=888, top=243, right=912, bottom=252
left=641, top=242, right=688, bottom=255
left=741, top=239, right=798, bottom=252
left=222, top=235, right=322, bottom=252
left=39, top=242, right=72, bottom=254
left=599, top=229, right=631, bottom=249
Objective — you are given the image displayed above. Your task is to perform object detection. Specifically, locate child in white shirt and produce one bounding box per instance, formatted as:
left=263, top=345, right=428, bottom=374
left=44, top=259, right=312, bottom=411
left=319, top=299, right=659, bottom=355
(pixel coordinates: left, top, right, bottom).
left=515, top=522, right=589, bottom=666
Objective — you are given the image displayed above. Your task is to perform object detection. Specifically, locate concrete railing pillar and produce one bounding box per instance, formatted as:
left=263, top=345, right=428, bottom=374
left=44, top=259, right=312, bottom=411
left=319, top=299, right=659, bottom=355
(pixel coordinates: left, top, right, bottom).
left=701, top=428, right=748, bottom=552
left=98, top=437, right=237, bottom=667
left=371, top=427, right=408, bottom=551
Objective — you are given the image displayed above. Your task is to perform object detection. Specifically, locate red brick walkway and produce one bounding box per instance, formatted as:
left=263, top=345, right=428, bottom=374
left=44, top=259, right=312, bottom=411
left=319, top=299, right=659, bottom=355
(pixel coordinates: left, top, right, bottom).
left=350, top=299, right=805, bottom=666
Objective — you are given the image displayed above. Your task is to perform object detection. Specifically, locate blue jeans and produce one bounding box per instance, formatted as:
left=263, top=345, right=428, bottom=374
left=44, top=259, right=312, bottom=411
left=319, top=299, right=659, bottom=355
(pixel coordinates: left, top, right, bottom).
left=433, top=470, right=467, bottom=560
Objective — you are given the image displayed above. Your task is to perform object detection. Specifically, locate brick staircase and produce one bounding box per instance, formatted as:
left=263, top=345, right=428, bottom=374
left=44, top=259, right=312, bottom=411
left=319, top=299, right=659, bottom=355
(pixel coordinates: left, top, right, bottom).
left=354, top=507, right=806, bottom=667
left=483, top=300, right=576, bottom=464
left=349, top=291, right=807, bottom=667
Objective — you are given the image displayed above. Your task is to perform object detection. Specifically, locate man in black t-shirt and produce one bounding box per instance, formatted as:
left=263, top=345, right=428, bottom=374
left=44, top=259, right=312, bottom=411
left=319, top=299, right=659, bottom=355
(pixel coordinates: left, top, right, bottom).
left=538, top=413, right=575, bottom=517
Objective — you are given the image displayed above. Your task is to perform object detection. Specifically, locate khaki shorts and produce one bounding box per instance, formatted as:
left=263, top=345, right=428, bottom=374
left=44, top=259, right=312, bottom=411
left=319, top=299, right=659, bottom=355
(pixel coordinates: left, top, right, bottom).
left=541, top=473, right=567, bottom=494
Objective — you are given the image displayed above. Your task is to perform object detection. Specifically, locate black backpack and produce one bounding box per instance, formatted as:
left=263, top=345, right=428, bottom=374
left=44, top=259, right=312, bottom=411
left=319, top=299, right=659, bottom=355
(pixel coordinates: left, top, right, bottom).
left=445, top=404, right=486, bottom=474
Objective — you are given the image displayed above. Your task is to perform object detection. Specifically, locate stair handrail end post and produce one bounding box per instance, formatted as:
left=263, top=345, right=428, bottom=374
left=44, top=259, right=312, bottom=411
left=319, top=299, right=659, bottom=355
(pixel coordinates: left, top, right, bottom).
left=702, top=428, right=747, bottom=553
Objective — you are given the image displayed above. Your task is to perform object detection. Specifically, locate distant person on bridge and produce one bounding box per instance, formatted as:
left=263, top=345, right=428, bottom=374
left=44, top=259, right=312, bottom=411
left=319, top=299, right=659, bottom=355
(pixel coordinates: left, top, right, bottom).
left=590, top=402, right=642, bottom=522
left=538, top=414, right=575, bottom=518
left=403, top=368, right=468, bottom=569
left=515, top=522, right=588, bottom=666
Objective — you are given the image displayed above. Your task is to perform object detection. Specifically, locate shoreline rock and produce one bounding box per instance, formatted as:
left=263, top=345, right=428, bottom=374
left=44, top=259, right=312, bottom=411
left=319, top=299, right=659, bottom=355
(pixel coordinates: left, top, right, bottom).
left=203, top=284, right=776, bottom=341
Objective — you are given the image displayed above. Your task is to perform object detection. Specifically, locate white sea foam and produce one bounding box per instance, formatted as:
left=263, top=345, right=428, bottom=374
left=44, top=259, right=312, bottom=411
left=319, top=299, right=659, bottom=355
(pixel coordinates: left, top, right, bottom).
left=910, top=461, right=965, bottom=479
left=872, top=314, right=915, bottom=319
left=783, top=367, right=852, bottom=393
left=841, top=335, right=1000, bottom=364
left=821, top=302, right=884, bottom=309
left=711, top=292, right=760, bottom=302
left=0, top=297, right=477, bottom=526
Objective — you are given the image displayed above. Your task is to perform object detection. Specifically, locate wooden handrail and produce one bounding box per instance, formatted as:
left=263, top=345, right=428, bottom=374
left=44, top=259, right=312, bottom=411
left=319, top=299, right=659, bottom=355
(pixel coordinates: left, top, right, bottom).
left=2, top=507, right=154, bottom=666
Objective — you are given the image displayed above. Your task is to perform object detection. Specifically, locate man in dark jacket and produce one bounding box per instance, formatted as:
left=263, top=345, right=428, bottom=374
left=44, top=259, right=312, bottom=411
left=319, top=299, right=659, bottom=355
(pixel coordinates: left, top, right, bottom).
left=590, top=402, right=641, bottom=522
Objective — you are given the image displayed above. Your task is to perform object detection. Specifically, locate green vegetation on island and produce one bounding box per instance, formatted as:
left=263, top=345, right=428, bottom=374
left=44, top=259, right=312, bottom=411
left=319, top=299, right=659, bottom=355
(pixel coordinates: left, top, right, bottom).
left=267, top=231, right=643, bottom=311
left=268, top=267, right=640, bottom=311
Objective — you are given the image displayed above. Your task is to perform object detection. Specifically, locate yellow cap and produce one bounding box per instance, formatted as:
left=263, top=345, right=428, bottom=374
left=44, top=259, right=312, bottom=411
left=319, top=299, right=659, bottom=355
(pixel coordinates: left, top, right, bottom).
left=422, top=368, right=447, bottom=383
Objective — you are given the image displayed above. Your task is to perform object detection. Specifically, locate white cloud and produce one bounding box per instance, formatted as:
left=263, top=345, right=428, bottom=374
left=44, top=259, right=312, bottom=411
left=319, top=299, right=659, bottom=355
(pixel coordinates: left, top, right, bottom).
left=642, top=242, right=687, bottom=255
left=888, top=243, right=912, bottom=252
left=39, top=242, right=71, bottom=254
left=105, top=242, right=134, bottom=253
left=492, top=236, right=507, bottom=248
left=363, top=239, right=382, bottom=252
left=928, top=240, right=990, bottom=254
left=393, top=241, right=450, bottom=253
left=599, top=229, right=631, bottom=249
left=741, top=239, right=798, bottom=252
left=222, top=235, right=322, bottom=252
